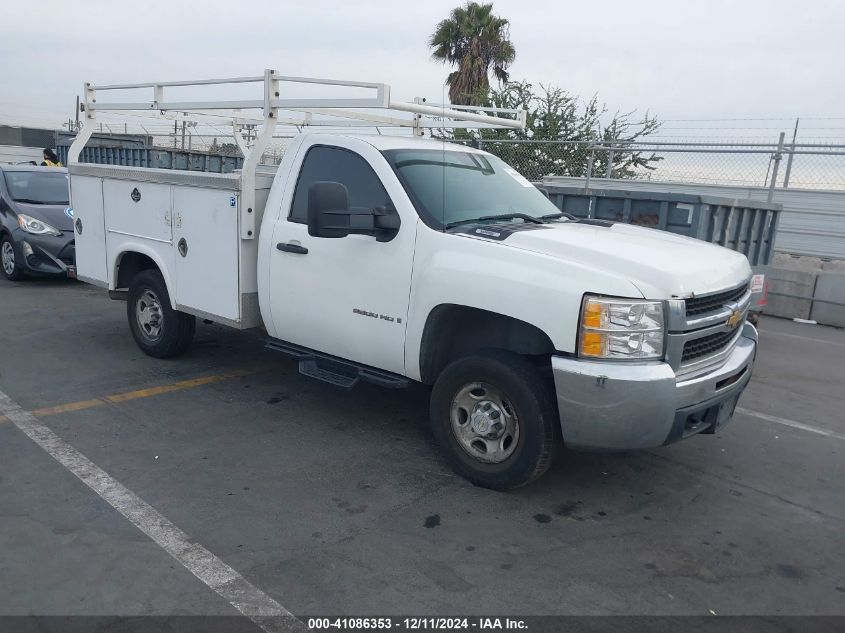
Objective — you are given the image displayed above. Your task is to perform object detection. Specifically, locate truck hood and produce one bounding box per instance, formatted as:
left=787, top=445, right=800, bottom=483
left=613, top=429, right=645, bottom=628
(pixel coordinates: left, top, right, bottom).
left=496, top=221, right=751, bottom=298
left=14, top=202, right=74, bottom=232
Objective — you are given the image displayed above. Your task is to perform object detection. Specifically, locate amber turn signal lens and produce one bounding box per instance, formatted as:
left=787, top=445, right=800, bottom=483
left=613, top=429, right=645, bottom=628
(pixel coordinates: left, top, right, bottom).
left=583, top=301, right=603, bottom=329
left=580, top=331, right=605, bottom=357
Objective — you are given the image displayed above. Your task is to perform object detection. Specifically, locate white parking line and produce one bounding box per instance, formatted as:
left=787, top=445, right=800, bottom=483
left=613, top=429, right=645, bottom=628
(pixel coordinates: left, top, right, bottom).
left=737, top=407, right=845, bottom=441
left=0, top=389, right=303, bottom=633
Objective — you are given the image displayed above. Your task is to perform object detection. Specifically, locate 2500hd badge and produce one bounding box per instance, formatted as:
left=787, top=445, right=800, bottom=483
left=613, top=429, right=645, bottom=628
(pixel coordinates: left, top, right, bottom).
left=353, top=307, right=403, bottom=324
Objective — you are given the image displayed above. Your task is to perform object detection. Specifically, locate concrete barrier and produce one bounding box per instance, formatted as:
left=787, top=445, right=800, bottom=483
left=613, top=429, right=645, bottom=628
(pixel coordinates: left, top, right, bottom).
left=766, top=269, right=817, bottom=320
left=765, top=255, right=845, bottom=326
left=811, top=273, right=845, bottom=327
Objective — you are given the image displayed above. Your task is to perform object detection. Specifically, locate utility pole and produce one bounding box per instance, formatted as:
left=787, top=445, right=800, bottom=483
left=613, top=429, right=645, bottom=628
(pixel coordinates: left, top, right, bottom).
left=242, top=124, right=257, bottom=145
left=782, top=117, right=799, bottom=189
left=767, top=132, right=785, bottom=202
left=75, top=96, right=80, bottom=132
left=181, top=120, right=186, bottom=150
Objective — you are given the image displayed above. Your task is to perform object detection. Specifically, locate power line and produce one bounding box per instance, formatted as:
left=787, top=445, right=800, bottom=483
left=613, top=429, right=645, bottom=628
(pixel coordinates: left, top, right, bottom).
left=661, top=117, right=845, bottom=122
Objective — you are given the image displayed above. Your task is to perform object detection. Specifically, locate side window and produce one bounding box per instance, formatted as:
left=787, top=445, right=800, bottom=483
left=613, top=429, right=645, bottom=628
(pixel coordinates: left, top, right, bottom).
left=289, top=145, right=393, bottom=223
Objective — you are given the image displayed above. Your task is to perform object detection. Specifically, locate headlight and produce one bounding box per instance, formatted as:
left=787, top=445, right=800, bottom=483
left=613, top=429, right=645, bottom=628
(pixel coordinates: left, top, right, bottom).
left=579, top=296, right=665, bottom=360
left=17, top=214, right=61, bottom=236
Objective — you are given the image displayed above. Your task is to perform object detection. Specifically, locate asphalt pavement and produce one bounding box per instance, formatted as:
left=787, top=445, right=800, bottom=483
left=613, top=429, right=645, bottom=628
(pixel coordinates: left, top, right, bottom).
left=0, top=277, right=843, bottom=622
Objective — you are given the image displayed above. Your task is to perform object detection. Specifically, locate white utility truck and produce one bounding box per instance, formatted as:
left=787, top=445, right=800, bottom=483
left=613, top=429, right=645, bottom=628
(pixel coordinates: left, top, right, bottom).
left=68, top=71, right=757, bottom=489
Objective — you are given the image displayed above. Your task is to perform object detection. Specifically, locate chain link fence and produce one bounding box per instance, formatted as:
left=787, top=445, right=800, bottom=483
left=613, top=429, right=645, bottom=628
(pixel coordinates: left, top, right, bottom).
left=454, top=139, right=845, bottom=191
left=149, top=135, right=845, bottom=190
left=56, top=120, right=845, bottom=190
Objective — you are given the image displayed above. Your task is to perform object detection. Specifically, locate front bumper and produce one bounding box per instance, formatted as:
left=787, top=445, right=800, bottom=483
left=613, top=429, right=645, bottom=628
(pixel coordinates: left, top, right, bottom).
left=552, top=322, right=757, bottom=451
left=11, top=228, right=75, bottom=277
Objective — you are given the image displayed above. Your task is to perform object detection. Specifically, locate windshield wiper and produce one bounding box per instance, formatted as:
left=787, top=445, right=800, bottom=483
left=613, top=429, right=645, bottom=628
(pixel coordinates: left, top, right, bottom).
left=540, top=212, right=578, bottom=222
left=12, top=198, right=50, bottom=204
left=446, top=213, right=545, bottom=229
left=541, top=211, right=615, bottom=227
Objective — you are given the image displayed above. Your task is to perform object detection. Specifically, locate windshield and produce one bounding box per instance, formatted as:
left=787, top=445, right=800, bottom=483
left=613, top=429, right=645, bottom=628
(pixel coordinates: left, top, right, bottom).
left=3, top=171, right=69, bottom=205
left=383, top=148, right=560, bottom=229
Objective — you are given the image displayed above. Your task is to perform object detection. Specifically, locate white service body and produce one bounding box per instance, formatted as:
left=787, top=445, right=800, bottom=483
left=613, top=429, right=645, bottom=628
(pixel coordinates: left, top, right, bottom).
left=71, top=165, right=274, bottom=328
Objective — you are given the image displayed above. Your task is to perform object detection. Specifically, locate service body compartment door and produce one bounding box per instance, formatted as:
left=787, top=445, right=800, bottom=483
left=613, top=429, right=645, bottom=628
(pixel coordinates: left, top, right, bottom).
left=103, top=180, right=172, bottom=243
left=69, top=175, right=108, bottom=284
left=103, top=179, right=173, bottom=293
left=172, top=187, right=240, bottom=322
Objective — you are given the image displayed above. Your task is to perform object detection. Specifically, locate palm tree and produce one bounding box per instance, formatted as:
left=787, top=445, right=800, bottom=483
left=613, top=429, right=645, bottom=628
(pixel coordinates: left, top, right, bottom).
left=429, top=2, right=516, bottom=106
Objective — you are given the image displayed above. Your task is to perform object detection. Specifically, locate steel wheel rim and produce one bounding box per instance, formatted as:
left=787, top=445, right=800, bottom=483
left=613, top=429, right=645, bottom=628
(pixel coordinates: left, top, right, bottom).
left=1, top=241, right=15, bottom=275
left=450, top=382, right=520, bottom=464
left=135, top=289, right=163, bottom=342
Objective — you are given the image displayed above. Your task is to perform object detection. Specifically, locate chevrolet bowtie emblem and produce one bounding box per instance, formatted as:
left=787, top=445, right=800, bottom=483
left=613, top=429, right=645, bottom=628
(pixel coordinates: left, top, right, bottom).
left=726, top=309, right=743, bottom=329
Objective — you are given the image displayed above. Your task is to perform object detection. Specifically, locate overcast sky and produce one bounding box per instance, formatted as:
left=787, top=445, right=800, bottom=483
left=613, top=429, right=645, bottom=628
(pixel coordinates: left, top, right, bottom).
left=2, top=0, right=843, bottom=132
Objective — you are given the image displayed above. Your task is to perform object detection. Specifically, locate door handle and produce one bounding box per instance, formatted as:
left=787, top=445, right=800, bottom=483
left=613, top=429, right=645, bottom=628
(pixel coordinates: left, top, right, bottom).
left=276, top=242, right=309, bottom=255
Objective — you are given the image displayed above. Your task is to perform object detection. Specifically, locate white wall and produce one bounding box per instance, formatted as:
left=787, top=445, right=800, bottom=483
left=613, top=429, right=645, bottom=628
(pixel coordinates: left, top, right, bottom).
left=0, top=145, right=43, bottom=165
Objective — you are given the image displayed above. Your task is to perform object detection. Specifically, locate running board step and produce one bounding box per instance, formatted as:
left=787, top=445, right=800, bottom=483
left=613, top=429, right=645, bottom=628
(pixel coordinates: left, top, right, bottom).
left=265, top=339, right=410, bottom=390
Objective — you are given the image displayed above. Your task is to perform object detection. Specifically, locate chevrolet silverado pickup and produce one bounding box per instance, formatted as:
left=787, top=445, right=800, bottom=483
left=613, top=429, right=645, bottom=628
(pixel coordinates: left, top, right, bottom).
left=67, top=71, right=757, bottom=489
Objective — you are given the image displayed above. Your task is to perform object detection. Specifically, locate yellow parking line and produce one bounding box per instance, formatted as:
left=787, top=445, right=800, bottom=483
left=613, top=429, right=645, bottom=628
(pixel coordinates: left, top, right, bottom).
left=30, top=399, right=105, bottom=417
left=0, top=366, right=265, bottom=424
left=103, top=371, right=247, bottom=404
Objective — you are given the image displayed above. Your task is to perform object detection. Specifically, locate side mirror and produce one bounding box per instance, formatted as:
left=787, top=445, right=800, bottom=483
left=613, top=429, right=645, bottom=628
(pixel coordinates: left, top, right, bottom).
left=307, top=181, right=400, bottom=242
left=370, top=206, right=401, bottom=242
left=307, top=181, right=351, bottom=239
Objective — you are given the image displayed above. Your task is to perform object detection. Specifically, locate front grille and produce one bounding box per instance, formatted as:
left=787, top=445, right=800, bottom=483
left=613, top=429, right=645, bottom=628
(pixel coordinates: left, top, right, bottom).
left=682, top=328, right=739, bottom=362
left=685, top=283, right=748, bottom=317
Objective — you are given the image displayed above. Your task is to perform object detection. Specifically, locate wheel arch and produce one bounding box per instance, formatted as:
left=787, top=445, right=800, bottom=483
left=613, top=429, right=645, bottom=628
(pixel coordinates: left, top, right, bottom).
left=112, top=246, right=175, bottom=307
left=418, top=303, right=556, bottom=385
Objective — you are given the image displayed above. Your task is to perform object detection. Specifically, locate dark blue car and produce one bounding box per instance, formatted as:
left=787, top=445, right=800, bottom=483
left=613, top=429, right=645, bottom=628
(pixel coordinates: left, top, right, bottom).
left=0, top=166, right=75, bottom=281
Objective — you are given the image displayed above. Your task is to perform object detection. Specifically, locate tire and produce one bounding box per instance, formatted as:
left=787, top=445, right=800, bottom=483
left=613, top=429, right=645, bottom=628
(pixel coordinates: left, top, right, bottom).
left=127, top=269, right=195, bottom=358
left=430, top=350, right=560, bottom=490
left=1, top=236, right=25, bottom=281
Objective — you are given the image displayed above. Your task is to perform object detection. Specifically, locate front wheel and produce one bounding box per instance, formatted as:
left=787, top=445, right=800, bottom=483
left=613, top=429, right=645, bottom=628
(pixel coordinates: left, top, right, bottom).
left=127, top=269, right=195, bottom=358
left=430, top=350, right=560, bottom=490
left=1, top=236, right=25, bottom=281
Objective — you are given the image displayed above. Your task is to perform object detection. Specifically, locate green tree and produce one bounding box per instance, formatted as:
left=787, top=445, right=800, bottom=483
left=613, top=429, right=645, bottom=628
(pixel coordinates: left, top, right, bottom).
left=429, top=2, right=516, bottom=106
left=454, top=80, right=662, bottom=180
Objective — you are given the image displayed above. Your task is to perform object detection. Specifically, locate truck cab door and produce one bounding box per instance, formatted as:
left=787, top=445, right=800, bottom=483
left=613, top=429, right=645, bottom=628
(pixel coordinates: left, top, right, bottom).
left=267, top=139, right=416, bottom=376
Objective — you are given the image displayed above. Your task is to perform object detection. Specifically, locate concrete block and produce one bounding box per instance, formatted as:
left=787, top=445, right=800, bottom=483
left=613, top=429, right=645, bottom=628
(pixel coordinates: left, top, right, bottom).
left=773, top=252, right=845, bottom=274
left=764, top=268, right=816, bottom=320
left=821, top=259, right=845, bottom=273
left=773, top=253, right=824, bottom=272
left=810, top=272, right=845, bottom=328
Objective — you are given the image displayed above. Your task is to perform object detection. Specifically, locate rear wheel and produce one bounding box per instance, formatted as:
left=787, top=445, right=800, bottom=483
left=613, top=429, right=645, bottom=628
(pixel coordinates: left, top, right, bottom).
left=127, top=269, right=195, bottom=358
left=430, top=350, right=560, bottom=490
left=1, top=236, right=24, bottom=281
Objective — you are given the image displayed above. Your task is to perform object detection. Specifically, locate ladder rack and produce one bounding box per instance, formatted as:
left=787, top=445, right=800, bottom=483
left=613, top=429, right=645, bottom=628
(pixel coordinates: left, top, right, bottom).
left=68, top=69, right=526, bottom=240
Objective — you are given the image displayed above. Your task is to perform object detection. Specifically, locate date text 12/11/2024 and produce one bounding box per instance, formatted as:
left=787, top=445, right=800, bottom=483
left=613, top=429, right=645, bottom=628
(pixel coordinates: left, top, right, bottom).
left=307, top=618, right=528, bottom=630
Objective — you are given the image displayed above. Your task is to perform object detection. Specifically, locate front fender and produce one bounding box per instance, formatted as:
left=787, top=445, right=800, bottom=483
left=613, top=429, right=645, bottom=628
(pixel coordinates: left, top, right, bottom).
left=404, top=227, right=642, bottom=381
